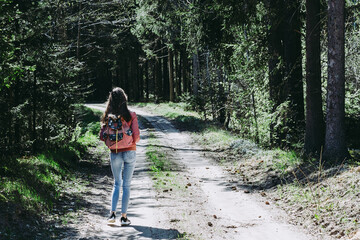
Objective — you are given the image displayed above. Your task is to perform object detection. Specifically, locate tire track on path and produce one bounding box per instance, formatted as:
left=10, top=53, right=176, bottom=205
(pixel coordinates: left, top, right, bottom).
left=130, top=106, right=324, bottom=240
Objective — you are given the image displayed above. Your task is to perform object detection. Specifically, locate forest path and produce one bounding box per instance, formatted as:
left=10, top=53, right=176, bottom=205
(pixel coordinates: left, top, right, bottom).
left=60, top=104, right=179, bottom=239
left=80, top=104, right=321, bottom=240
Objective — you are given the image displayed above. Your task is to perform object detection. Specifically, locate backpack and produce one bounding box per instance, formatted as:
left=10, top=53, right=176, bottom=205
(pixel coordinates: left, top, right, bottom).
left=102, top=114, right=133, bottom=152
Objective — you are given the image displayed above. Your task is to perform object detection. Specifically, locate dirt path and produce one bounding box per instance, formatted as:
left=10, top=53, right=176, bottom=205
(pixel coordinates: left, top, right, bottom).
left=78, top=104, right=325, bottom=240
left=59, top=104, right=180, bottom=239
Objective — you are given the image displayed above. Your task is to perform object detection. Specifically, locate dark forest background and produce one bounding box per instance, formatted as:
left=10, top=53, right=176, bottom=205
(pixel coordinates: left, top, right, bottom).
left=1, top=0, right=360, bottom=163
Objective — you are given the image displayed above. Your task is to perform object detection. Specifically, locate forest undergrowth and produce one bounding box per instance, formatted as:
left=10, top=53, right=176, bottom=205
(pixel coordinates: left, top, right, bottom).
left=0, top=106, right=105, bottom=239
left=135, top=102, right=360, bottom=239
left=1, top=103, right=359, bottom=239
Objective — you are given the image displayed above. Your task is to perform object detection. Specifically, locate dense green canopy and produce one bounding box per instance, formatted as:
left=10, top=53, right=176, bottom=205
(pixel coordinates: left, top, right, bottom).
left=1, top=0, right=359, bottom=161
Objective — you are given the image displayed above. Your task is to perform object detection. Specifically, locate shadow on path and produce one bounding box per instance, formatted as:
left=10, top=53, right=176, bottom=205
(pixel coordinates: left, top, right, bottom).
left=106, top=225, right=182, bottom=239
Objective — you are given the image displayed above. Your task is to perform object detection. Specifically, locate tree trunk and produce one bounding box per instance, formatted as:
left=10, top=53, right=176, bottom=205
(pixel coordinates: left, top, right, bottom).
left=138, top=62, right=144, bottom=101
left=181, top=48, right=188, bottom=93
left=134, top=57, right=140, bottom=101
left=32, top=71, right=37, bottom=152
left=323, top=0, right=349, bottom=162
left=155, top=40, right=163, bottom=101
left=168, top=47, right=175, bottom=102
left=192, top=53, right=199, bottom=96
left=224, top=73, right=231, bottom=129
left=76, top=1, right=81, bottom=60
left=268, top=0, right=284, bottom=146
left=155, top=56, right=162, bottom=101
left=145, top=61, right=149, bottom=100
left=162, top=46, right=169, bottom=100
left=125, top=57, right=130, bottom=95
left=305, top=0, right=325, bottom=156
left=252, top=92, right=260, bottom=144
left=176, top=50, right=181, bottom=97
left=282, top=0, right=304, bottom=145
left=217, top=64, right=226, bottom=125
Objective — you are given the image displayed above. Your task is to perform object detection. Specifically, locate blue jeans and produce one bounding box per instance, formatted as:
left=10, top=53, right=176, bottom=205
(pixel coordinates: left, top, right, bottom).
left=110, top=151, right=136, bottom=214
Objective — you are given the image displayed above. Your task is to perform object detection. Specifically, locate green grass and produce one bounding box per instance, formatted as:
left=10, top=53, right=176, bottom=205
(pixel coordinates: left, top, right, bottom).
left=145, top=132, right=180, bottom=190
left=134, top=102, right=197, bottom=118
left=269, top=149, right=303, bottom=175
left=133, top=102, right=207, bottom=132
left=71, top=104, right=102, bottom=150
left=0, top=104, right=102, bottom=238
left=0, top=150, right=76, bottom=212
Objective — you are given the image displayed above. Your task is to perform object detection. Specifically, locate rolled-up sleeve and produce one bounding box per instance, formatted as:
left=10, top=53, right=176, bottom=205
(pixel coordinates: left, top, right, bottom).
left=99, top=124, right=105, bottom=141
left=131, top=112, right=140, bottom=144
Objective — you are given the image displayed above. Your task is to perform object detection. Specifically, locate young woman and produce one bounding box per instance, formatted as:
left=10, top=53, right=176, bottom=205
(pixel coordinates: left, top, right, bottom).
left=100, top=87, right=140, bottom=226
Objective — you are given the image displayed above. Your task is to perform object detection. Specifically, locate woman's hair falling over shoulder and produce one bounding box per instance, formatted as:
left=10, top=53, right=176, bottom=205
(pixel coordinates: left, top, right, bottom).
left=101, top=87, right=132, bottom=124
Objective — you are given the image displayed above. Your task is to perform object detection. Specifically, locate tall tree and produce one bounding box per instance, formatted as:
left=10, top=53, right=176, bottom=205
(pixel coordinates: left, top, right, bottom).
left=304, top=0, right=325, bottom=155
left=268, top=0, right=285, bottom=146
left=168, top=47, right=175, bottom=102
left=282, top=0, right=304, bottom=145
left=323, top=0, right=350, bottom=162
left=268, top=0, right=304, bottom=147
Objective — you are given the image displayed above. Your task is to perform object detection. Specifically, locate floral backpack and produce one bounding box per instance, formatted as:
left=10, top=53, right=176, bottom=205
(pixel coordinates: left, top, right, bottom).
left=101, top=114, right=133, bottom=152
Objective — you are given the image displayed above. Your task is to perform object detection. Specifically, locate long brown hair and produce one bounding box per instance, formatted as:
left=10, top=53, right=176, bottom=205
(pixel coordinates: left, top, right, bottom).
left=101, top=87, right=131, bottom=123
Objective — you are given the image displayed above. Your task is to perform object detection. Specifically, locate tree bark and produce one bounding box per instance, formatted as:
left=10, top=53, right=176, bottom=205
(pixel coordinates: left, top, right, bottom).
left=323, top=0, right=349, bottom=162
left=32, top=71, right=37, bottom=152
left=282, top=0, right=304, bottom=145
left=305, top=0, right=325, bottom=155
left=181, top=48, right=188, bottom=93
left=145, top=60, right=149, bottom=100
left=168, top=47, right=175, bottom=102
left=162, top=46, right=169, bottom=100
left=155, top=55, right=162, bottom=100
left=252, top=92, right=259, bottom=144
left=138, top=62, right=144, bottom=101
left=76, top=0, right=82, bottom=60
left=268, top=0, right=284, bottom=146
left=192, top=53, right=199, bottom=96
left=217, top=64, right=226, bottom=125
left=124, top=57, right=130, bottom=95
left=176, top=50, right=181, bottom=98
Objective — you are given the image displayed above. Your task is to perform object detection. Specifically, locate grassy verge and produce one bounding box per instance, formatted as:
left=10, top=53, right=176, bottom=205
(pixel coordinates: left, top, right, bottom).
left=145, top=131, right=181, bottom=191
left=135, top=101, right=360, bottom=239
left=141, top=118, right=195, bottom=240
left=0, top=105, right=102, bottom=239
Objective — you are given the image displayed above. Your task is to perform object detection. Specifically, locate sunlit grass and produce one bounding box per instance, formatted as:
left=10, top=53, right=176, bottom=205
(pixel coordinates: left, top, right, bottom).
left=193, top=126, right=237, bottom=149
left=77, top=130, right=99, bottom=147
left=133, top=102, right=200, bottom=119
left=267, top=149, right=303, bottom=175
left=0, top=153, right=71, bottom=211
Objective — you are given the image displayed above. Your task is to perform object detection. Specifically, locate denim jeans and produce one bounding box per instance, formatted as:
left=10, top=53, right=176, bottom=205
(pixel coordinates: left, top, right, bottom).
left=110, top=151, right=136, bottom=214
